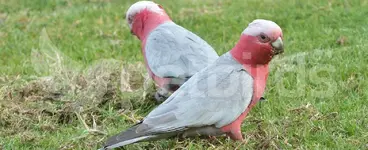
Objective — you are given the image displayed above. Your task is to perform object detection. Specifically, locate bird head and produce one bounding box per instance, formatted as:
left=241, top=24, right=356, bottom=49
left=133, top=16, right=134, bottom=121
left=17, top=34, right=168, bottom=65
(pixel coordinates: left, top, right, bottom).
left=125, top=1, right=168, bottom=38
left=231, top=19, right=284, bottom=65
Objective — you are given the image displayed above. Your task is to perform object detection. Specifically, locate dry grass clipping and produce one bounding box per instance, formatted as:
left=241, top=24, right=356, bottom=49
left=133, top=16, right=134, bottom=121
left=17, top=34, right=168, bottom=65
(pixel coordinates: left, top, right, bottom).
left=0, top=29, right=156, bottom=140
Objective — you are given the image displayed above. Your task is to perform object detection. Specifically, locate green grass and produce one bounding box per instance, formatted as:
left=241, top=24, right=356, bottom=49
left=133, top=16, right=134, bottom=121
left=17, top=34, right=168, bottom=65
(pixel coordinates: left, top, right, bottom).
left=1, top=0, right=368, bottom=149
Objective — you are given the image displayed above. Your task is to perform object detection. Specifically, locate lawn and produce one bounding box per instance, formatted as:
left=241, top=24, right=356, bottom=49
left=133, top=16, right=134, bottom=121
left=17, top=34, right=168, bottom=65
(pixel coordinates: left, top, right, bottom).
left=1, top=0, right=368, bottom=149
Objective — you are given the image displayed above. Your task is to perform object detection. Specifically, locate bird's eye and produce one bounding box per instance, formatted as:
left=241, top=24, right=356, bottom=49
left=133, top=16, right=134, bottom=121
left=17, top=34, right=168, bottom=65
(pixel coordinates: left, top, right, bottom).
left=260, top=35, right=266, bottom=39
left=128, top=16, right=133, bottom=23
left=259, top=34, right=270, bottom=43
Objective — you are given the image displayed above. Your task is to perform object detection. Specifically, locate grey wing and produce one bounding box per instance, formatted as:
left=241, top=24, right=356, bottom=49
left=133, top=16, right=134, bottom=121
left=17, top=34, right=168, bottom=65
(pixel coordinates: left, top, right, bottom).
left=145, top=22, right=219, bottom=79
left=138, top=57, right=254, bottom=133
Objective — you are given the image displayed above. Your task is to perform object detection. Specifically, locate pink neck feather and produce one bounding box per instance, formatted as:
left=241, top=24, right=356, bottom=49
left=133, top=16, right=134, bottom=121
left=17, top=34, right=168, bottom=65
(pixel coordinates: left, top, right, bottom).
left=132, top=10, right=171, bottom=41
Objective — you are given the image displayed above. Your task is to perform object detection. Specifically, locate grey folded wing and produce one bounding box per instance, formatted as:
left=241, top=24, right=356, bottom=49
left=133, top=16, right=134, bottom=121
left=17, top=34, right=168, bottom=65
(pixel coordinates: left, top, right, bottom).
left=145, top=22, right=219, bottom=79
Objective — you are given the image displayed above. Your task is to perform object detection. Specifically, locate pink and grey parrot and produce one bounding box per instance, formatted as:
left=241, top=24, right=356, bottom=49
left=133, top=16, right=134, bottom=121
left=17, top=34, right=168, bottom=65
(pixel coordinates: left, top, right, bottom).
left=101, top=19, right=284, bottom=149
left=126, top=1, right=219, bottom=101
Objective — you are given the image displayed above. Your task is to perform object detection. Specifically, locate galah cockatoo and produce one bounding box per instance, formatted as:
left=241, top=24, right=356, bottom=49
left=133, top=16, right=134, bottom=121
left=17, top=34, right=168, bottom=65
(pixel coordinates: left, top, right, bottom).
left=126, top=1, right=219, bottom=101
left=102, top=19, right=284, bottom=149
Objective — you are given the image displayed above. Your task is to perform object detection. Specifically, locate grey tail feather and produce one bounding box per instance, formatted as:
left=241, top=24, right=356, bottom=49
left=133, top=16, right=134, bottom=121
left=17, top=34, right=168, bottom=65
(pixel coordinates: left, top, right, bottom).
left=101, top=124, right=177, bottom=149
left=101, top=125, right=152, bottom=149
left=100, top=125, right=226, bottom=149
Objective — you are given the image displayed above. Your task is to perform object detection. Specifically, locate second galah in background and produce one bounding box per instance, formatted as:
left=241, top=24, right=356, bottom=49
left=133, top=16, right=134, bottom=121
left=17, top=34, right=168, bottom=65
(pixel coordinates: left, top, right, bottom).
left=126, top=1, right=219, bottom=102
left=102, top=19, right=284, bottom=149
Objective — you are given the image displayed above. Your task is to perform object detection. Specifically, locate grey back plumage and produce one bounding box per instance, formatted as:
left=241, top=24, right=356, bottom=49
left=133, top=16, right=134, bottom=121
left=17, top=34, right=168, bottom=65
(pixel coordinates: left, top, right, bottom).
left=145, top=22, right=219, bottom=79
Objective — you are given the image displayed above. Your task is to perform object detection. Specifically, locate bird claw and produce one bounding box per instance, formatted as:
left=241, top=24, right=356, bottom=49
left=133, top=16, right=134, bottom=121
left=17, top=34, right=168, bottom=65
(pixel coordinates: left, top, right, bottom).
left=154, top=92, right=166, bottom=102
left=154, top=88, right=169, bottom=103
left=208, top=135, right=217, bottom=140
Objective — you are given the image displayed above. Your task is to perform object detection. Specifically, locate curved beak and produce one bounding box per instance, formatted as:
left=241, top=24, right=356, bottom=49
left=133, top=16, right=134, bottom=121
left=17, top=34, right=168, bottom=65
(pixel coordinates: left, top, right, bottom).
left=271, top=37, right=284, bottom=55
